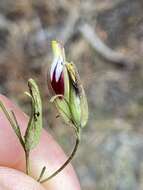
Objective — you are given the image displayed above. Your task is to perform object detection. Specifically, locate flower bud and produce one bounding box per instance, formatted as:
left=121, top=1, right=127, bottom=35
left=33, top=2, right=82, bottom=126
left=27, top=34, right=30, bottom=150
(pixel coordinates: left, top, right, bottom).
left=50, top=41, right=65, bottom=95
left=49, top=40, right=88, bottom=130
left=49, top=41, right=71, bottom=123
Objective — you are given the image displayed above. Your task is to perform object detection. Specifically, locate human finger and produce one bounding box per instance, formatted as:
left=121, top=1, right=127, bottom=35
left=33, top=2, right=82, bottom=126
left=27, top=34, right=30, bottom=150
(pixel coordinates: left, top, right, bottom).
left=0, top=167, right=45, bottom=190
left=0, top=94, right=81, bottom=190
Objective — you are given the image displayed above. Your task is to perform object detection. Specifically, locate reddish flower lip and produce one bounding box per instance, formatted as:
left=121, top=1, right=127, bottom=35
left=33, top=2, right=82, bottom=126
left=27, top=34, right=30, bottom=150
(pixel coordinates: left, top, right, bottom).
left=50, top=57, right=65, bottom=95
left=51, top=68, right=64, bottom=95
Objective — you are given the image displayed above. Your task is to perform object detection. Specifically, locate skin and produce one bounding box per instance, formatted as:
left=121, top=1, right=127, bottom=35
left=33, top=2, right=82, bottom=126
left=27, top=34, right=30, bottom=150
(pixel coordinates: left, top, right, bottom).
left=0, top=94, right=81, bottom=190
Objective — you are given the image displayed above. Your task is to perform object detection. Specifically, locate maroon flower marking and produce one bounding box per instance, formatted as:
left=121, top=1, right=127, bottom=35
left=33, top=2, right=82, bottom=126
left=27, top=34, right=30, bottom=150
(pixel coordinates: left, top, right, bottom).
left=51, top=63, right=64, bottom=95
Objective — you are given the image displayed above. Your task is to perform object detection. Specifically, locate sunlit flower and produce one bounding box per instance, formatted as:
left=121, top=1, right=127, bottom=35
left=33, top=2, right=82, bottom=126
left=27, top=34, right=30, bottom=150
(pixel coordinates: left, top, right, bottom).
left=49, top=40, right=88, bottom=130
left=50, top=41, right=65, bottom=95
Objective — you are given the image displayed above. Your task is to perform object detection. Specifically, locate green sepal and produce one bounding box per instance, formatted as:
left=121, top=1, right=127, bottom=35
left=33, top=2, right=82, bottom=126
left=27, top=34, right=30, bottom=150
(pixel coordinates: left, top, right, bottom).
left=66, top=62, right=88, bottom=128
left=24, top=78, right=43, bottom=151
left=50, top=95, right=72, bottom=125
left=70, top=86, right=81, bottom=128
left=80, top=85, right=88, bottom=128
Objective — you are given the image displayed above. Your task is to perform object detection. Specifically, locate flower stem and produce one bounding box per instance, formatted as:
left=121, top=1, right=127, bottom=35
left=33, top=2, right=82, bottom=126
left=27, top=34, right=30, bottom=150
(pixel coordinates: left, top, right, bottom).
left=40, top=136, right=80, bottom=183
left=25, top=150, right=30, bottom=175
left=37, top=166, right=46, bottom=182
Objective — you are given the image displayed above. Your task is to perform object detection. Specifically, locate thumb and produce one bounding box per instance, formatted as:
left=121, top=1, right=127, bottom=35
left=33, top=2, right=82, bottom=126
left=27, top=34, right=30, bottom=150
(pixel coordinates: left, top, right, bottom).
left=0, top=167, right=45, bottom=190
left=0, top=94, right=81, bottom=190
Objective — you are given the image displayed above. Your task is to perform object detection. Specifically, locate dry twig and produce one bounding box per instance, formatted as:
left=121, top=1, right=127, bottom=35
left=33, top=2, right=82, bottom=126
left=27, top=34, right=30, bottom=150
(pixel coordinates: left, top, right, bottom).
left=79, top=23, right=135, bottom=68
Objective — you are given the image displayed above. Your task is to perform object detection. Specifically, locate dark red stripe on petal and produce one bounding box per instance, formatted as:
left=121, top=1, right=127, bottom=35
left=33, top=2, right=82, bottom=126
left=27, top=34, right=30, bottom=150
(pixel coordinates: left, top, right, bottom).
left=51, top=69, right=64, bottom=95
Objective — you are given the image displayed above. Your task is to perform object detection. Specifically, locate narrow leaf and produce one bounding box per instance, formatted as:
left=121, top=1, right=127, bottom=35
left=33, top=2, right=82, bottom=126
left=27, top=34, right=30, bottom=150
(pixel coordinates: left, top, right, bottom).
left=0, top=101, right=24, bottom=147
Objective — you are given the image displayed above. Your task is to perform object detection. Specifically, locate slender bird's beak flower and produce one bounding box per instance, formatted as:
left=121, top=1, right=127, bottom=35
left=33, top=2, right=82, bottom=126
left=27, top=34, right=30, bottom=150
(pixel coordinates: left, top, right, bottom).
left=50, top=41, right=65, bottom=95
left=48, top=40, right=88, bottom=135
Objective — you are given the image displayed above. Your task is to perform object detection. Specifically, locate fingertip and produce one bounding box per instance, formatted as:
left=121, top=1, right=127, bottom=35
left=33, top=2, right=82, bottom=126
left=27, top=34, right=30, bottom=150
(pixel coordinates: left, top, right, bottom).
left=0, top=167, right=45, bottom=190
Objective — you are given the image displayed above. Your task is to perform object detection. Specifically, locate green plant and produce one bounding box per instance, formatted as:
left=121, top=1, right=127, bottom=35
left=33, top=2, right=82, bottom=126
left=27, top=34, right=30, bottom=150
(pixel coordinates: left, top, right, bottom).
left=0, top=40, right=88, bottom=184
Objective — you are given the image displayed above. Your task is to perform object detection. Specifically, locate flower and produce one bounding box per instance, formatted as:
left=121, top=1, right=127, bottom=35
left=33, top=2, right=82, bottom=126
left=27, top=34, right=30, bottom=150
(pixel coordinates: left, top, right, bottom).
left=50, top=41, right=65, bottom=95
left=49, top=40, right=88, bottom=132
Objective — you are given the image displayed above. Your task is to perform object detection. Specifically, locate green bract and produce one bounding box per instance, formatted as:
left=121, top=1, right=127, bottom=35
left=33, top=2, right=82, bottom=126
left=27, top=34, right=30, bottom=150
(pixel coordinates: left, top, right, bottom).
left=24, top=78, right=43, bottom=151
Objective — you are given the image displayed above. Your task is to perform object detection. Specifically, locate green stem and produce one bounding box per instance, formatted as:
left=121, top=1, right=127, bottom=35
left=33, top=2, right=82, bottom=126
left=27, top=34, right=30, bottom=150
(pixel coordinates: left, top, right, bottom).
left=0, top=101, right=25, bottom=147
left=40, top=137, right=80, bottom=183
left=25, top=150, right=30, bottom=175
left=37, top=166, right=46, bottom=182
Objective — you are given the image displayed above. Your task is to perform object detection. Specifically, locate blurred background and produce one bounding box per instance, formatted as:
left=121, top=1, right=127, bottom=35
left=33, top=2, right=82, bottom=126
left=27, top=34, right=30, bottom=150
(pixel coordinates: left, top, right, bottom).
left=0, top=0, right=143, bottom=189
